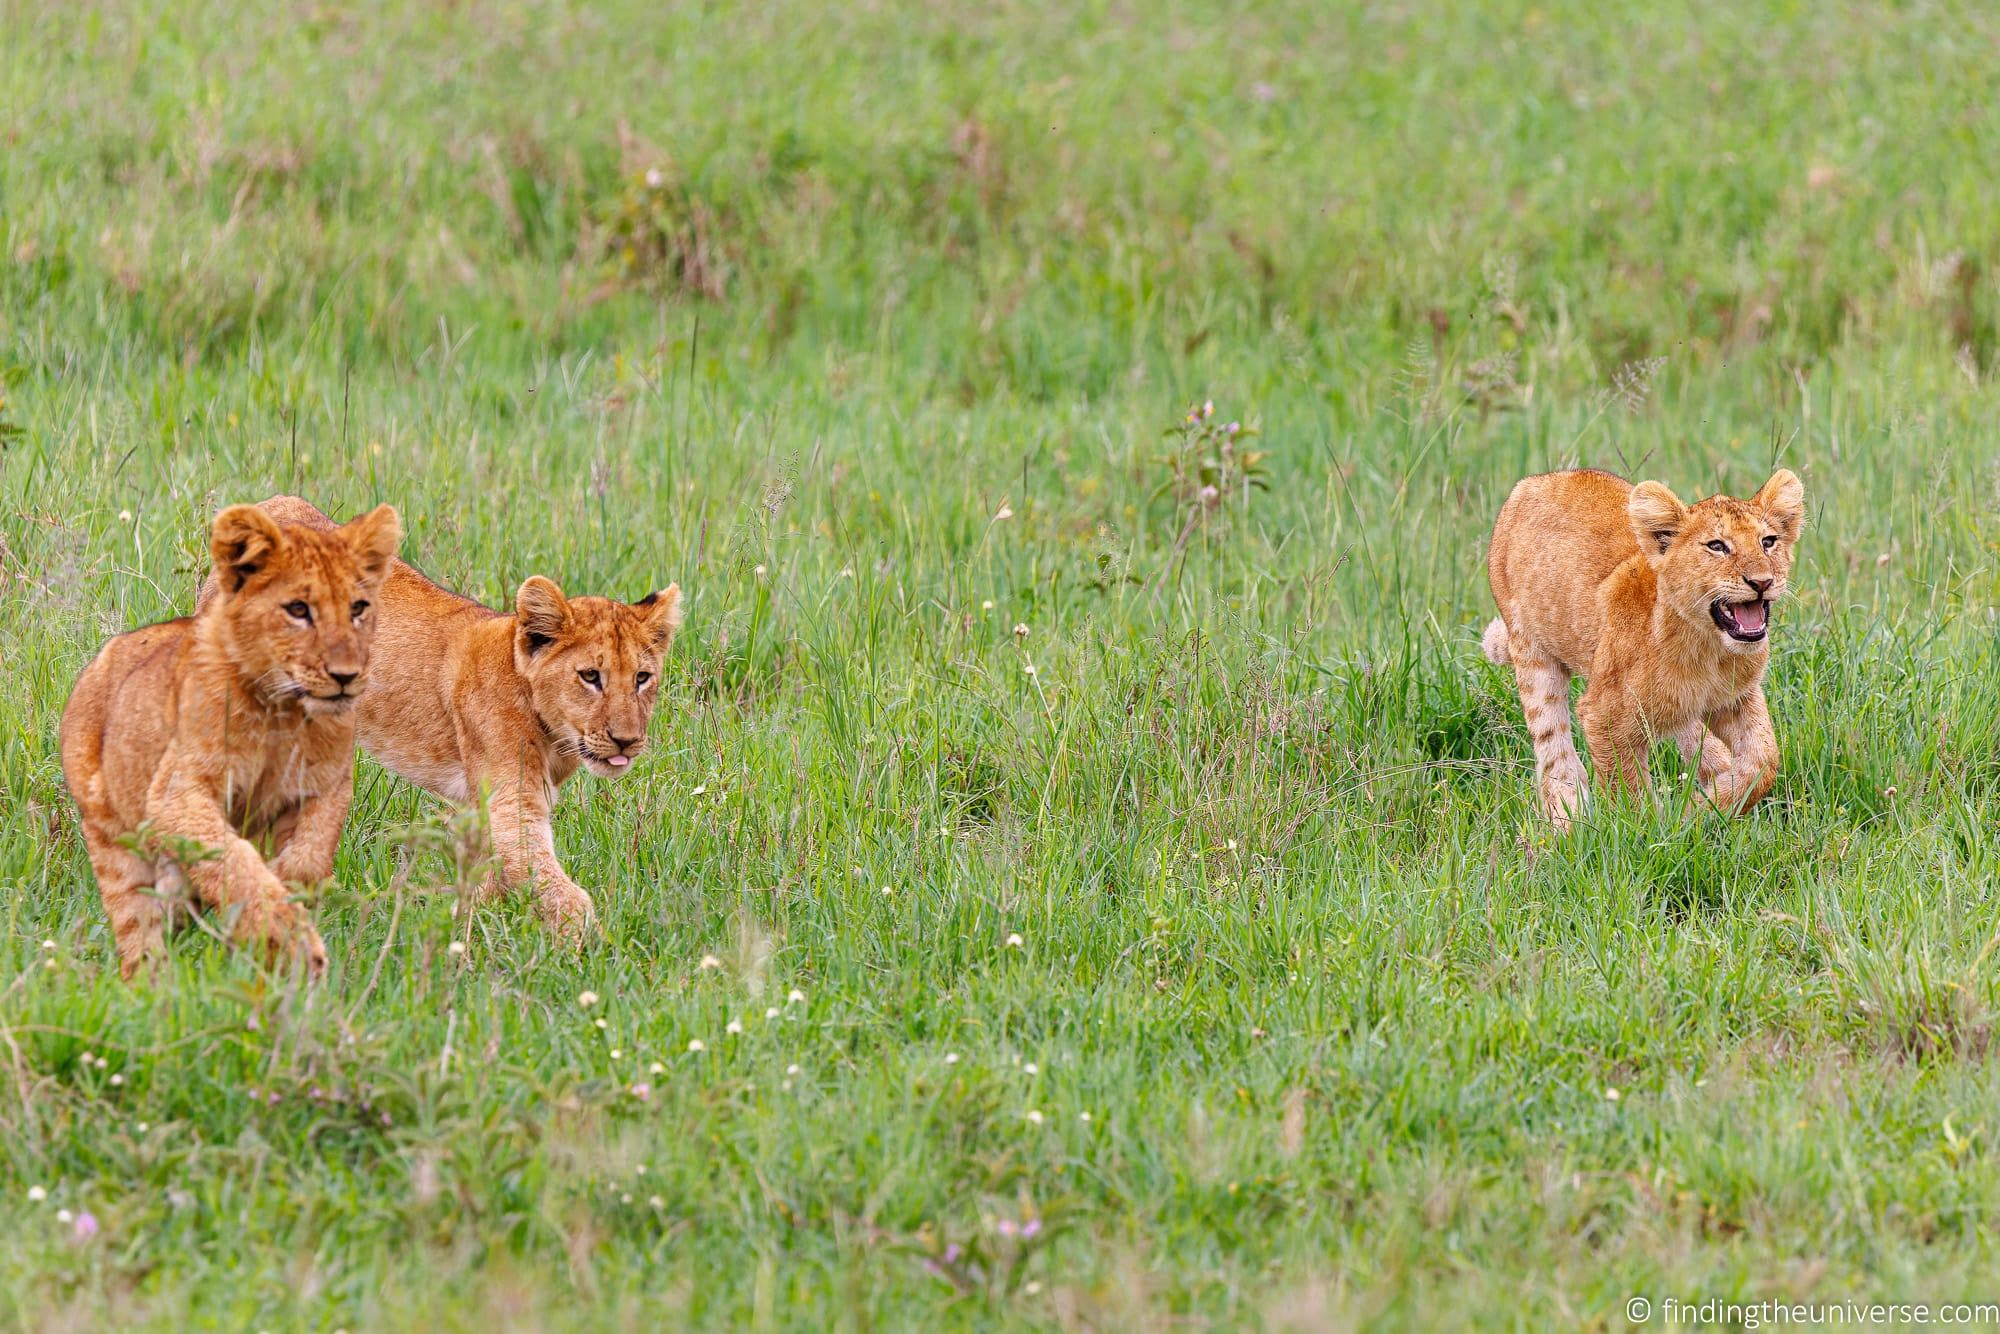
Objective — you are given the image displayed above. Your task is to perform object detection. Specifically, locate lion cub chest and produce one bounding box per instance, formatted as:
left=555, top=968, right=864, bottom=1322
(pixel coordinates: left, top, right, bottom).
left=1590, top=561, right=1766, bottom=733
left=213, top=719, right=351, bottom=837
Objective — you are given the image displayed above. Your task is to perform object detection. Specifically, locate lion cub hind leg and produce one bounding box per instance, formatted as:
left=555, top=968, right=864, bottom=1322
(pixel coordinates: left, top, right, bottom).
left=1506, top=634, right=1587, bottom=830
left=81, top=824, right=170, bottom=980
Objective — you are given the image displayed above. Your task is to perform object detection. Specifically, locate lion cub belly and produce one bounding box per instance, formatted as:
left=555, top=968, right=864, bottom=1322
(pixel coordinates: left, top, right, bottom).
left=353, top=685, right=474, bottom=804
left=225, top=763, right=318, bottom=845
left=361, top=729, right=471, bottom=804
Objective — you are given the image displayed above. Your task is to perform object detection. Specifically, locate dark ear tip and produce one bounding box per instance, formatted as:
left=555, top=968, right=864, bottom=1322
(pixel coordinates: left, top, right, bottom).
left=634, top=590, right=659, bottom=608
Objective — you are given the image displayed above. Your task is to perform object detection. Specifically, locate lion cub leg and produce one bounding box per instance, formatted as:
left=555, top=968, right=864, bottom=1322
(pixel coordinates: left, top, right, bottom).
left=81, top=823, right=171, bottom=980
left=1577, top=684, right=1652, bottom=803
left=1704, top=688, right=1780, bottom=813
left=1506, top=636, right=1587, bottom=830
left=485, top=779, right=595, bottom=937
left=1670, top=720, right=1734, bottom=787
left=266, top=789, right=352, bottom=888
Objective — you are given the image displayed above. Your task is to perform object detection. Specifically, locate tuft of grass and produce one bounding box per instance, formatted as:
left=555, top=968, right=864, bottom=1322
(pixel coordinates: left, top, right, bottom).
left=6, top=0, right=2000, bottom=1326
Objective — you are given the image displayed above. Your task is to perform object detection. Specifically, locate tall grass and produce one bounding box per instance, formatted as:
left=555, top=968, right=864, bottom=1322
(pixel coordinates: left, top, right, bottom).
left=4, top=0, right=2000, bottom=1326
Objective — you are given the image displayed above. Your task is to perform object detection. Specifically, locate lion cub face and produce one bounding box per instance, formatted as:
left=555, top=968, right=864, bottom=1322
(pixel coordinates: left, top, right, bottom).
left=1628, top=470, right=1805, bottom=654
left=210, top=504, right=403, bottom=715
left=511, top=576, right=684, bottom=778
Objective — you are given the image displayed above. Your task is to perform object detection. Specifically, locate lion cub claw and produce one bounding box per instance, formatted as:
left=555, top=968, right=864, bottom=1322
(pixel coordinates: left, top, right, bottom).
left=237, top=896, right=329, bottom=977
left=538, top=884, right=599, bottom=942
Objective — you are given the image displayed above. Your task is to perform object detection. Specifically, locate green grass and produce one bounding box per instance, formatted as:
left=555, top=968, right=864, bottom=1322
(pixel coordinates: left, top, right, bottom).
left=6, top=0, right=2000, bottom=1326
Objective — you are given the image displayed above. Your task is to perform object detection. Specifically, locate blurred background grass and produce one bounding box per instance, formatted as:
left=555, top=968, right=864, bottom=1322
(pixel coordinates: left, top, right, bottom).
left=5, top=1, right=2000, bottom=1328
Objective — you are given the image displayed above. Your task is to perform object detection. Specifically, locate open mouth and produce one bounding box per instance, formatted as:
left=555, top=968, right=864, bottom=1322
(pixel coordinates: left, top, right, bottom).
left=1709, top=597, right=1770, bottom=643
left=586, top=752, right=634, bottom=775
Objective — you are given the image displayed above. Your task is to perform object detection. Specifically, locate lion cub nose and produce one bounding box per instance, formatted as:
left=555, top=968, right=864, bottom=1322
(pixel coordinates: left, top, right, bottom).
left=329, top=669, right=359, bottom=689
left=609, top=732, right=642, bottom=752
left=1744, top=576, right=1773, bottom=597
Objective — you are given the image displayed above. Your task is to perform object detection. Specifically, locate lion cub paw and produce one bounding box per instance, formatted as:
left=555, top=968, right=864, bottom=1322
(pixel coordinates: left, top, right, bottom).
left=538, top=884, right=598, bottom=943
left=1541, top=780, right=1586, bottom=833
left=235, top=896, right=328, bottom=979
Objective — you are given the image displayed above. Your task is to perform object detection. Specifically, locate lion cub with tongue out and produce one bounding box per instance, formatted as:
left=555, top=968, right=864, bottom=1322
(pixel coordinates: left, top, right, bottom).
left=1483, top=467, right=1805, bottom=829
left=201, top=496, right=684, bottom=933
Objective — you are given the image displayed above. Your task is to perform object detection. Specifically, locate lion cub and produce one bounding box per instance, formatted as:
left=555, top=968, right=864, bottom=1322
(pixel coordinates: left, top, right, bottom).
left=219, top=496, right=683, bottom=933
left=1483, top=467, right=1805, bottom=828
left=61, top=503, right=402, bottom=977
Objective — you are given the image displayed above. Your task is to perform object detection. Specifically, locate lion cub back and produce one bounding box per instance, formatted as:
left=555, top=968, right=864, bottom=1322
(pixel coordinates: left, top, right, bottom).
left=60, top=619, right=194, bottom=830
left=1486, top=469, right=1642, bottom=675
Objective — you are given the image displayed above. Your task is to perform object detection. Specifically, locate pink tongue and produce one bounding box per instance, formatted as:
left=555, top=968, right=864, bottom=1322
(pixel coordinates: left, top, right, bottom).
left=1734, top=601, right=1768, bottom=632
left=609, top=755, right=630, bottom=768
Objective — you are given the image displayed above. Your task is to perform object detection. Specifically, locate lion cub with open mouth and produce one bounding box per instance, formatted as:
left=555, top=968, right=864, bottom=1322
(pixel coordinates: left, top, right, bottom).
left=62, top=503, right=402, bottom=977
left=210, top=496, right=683, bottom=934
left=1483, top=467, right=1805, bottom=829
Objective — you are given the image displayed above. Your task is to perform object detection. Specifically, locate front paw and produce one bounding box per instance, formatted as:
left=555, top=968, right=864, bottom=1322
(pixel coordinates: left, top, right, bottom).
left=1696, top=738, right=1734, bottom=787
left=268, top=853, right=332, bottom=890
left=1703, top=768, right=1771, bottom=816
left=537, top=883, right=597, bottom=941
left=236, top=892, right=328, bottom=979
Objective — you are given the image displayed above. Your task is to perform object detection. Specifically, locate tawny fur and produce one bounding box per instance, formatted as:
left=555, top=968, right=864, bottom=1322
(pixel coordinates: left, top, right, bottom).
left=203, top=496, right=684, bottom=933
left=1483, top=467, right=1805, bottom=829
left=61, top=503, right=401, bottom=978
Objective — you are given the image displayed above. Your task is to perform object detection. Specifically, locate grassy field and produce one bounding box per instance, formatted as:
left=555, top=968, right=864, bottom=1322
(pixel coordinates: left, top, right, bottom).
left=6, top=0, right=2000, bottom=1326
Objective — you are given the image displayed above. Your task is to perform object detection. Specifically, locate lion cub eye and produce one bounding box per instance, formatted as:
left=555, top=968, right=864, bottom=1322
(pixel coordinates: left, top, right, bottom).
left=351, top=599, right=370, bottom=620
left=1761, top=534, right=1778, bottom=550
left=578, top=668, right=602, bottom=689
left=1704, top=540, right=1730, bottom=555
left=636, top=671, right=653, bottom=688
left=284, top=600, right=313, bottom=623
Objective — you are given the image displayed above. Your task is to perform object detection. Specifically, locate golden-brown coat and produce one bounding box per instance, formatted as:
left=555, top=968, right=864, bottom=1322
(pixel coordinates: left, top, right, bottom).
left=61, top=503, right=401, bottom=977
left=225, top=496, right=683, bottom=930
left=1483, top=467, right=1805, bottom=827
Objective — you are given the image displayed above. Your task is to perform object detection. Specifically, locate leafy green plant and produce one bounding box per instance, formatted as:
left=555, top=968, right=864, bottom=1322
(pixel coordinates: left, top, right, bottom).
left=1151, top=399, right=1266, bottom=590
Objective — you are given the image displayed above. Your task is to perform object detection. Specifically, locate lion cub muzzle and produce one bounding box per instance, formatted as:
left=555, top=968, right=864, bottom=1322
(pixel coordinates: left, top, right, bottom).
left=1710, top=595, right=1769, bottom=643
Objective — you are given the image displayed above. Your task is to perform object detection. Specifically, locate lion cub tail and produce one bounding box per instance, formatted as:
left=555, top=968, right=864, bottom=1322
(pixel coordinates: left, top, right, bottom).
left=1480, top=617, right=1512, bottom=666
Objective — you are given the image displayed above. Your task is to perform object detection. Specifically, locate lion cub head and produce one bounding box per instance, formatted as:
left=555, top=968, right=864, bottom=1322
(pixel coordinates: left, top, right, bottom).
left=1628, top=469, right=1805, bottom=653
left=511, top=577, right=684, bottom=778
left=209, top=504, right=403, bottom=715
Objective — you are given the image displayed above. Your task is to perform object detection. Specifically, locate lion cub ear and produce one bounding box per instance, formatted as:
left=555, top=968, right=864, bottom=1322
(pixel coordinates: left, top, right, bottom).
left=337, top=504, right=403, bottom=583
left=515, top=576, right=571, bottom=656
left=1627, top=481, right=1688, bottom=562
left=1754, top=468, right=1805, bottom=542
left=210, top=505, right=286, bottom=593
left=634, top=584, right=684, bottom=652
